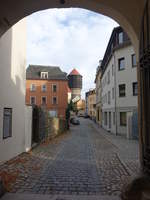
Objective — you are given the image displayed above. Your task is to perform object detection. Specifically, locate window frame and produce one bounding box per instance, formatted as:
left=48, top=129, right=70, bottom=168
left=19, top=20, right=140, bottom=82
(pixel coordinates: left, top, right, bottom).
left=30, top=96, right=36, bottom=105
left=118, top=57, right=125, bottom=71
left=41, top=84, right=47, bottom=92
left=41, top=96, right=47, bottom=105
left=112, top=64, right=114, bottom=76
left=107, top=70, right=110, bottom=84
left=118, top=32, right=123, bottom=44
left=30, top=84, right=36, bottom=92
left=52, top=96, right=57, bottom=105
left=133, top=82, right=138, bottom=96
left=132, top=54, right=136, bottom=67
left=108, top=91, right=111, bottom=104
left=52, top=84, right=57, bottom=93
left=3, top=108, right=12, bottom=139
left=120, top=112, right=127, bottom=126
left=41, top=72, right=48, bottom=79
left=119, top=84, right=126, bottom=97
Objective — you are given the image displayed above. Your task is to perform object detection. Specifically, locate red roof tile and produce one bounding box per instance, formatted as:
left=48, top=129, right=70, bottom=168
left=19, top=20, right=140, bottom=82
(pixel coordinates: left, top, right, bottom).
left=69, top=68, right=81, bottom=76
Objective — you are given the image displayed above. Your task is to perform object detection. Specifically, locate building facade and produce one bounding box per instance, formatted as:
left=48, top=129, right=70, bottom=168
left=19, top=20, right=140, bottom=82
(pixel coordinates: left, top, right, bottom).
left=0, top=19, right=27, bottom=163
left=101, top=26, right=138, bottom=139
left=85, top=89, right=96, bottom=120
left=76, top=99, right=85, bottom=112
left=26, top=65, right=68, bottom=119
left=95, top=60, right=102, bottom=126
left=68, top=69, right=82, bottom=100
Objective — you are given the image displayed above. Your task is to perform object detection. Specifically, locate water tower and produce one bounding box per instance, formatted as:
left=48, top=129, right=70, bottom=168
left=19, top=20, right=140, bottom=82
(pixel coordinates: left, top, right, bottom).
left=68, top=68, right=82, bottom=100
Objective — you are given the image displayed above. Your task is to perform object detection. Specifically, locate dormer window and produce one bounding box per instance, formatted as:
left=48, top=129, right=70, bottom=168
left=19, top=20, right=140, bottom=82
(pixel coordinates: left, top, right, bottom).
left=118, top=32, right=123, bottom=44
left=41, top=72, right=48, bottom=79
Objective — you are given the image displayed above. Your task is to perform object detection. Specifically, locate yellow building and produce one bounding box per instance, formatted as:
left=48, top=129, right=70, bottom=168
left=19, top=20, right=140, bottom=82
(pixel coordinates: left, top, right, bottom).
left=76, top=99, right=85, bottom=111
left=85, top=89, right=96, bottom=120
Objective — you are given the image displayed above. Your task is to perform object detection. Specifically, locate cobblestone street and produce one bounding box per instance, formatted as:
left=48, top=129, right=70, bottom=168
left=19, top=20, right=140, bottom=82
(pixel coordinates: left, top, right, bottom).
left=0, top=118, right=139, bottom=198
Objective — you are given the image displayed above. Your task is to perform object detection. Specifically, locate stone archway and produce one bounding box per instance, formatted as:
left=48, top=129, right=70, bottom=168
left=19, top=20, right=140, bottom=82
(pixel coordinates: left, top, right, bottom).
left=0, top=0, right=145, bottom=56
left=0, top=0, right=149, bottom=180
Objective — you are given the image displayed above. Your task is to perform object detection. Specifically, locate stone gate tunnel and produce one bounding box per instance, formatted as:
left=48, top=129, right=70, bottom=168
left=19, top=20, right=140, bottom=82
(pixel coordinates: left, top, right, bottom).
left=0, top=0, right=150, bottom=198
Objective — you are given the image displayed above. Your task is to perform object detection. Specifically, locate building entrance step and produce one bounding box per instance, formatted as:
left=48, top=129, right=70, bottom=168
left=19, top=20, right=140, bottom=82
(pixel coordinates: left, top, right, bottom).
left=1, top=193, right=121, bottom=200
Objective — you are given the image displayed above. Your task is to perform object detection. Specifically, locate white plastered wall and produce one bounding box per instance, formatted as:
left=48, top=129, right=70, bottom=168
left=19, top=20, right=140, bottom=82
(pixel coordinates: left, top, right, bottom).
left=0, top=18, right=26, bottom=163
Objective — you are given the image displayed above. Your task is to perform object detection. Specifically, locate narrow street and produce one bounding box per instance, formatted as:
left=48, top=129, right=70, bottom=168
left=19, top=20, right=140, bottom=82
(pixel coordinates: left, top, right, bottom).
left=1, top=118, right=139, bottom=199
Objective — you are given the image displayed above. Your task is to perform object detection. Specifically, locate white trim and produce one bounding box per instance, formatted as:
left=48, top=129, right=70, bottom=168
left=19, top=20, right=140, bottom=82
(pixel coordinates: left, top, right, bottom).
left=41, top=72, right=48, bottom=79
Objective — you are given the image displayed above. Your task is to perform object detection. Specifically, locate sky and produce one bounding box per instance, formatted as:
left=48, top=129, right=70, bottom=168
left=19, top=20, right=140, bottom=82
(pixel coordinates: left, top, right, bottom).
left=27, top=8, right=118, bottom=98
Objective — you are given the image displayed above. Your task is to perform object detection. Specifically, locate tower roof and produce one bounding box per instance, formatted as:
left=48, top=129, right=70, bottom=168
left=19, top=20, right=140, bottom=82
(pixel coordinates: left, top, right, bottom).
left=69, top=68, right=81, bottom=76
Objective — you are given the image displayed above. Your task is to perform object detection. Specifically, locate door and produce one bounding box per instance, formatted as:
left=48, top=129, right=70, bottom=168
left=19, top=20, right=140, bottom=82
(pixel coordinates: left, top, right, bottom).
left=132, top=111, right=138, bottom=139
left=140, top=0, right=150, bottom=174
left=109, top=112, right=111, bottom=130
left=32, top=106, right=39, bottom=143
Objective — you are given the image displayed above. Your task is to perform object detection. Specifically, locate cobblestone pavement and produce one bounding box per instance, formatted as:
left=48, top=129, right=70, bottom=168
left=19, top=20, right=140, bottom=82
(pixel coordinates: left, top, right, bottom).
left=0, top=118, right=140, bottom=197
left=90, top=120, right=140, bottom=176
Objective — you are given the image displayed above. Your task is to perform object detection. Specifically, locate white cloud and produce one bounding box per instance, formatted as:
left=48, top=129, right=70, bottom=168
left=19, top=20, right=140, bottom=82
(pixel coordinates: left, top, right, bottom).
left=27, top=8, right=118, bottom=98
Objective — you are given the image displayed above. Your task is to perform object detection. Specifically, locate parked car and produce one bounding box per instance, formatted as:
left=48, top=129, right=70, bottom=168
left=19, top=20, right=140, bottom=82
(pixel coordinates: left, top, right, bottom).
left=78, top=113, right=84, bottom=117
left=70, top=117, right=80, bottom=125
left=84, top=114, right=90, bottom=118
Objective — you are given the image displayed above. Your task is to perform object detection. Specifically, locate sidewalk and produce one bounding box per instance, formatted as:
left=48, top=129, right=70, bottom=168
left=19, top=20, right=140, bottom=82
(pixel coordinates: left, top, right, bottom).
left=90, top=120, right=140, bottom=176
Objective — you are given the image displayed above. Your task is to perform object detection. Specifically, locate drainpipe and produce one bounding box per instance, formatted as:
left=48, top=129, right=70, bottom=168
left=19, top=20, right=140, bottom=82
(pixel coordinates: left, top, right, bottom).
left=114, top=52, right=117, bottom=135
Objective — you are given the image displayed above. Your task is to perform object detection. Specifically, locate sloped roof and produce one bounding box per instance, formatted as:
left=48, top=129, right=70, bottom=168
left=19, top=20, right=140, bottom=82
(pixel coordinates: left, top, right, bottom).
left=69, top=68, right=81, bottom=76
left=26, top=65, right=67, bottom=80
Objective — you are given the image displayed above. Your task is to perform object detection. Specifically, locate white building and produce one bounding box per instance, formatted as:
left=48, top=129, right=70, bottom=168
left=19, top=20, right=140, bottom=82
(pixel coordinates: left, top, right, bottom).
left=0, top=19, right=29, bottom=163
left=101, top=27, right=138, bottom=139
left=95, top=60, right=102, bottom=126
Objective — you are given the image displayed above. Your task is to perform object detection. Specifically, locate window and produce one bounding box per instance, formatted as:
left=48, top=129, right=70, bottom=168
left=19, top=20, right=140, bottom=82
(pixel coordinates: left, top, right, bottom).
left=113, top=112, right=115, bottom=125
left=118, top=58, right=125, bottom=70
left=118, top=32, right=123, bottom=44
left=107, top=70, right=110, bottom=84
left=112, top=64, right=114, bottom=76
left=41, top=84, right=47, bottom=92
left=41, top=72, right=48, bottom=79
left=120, top=112, right=127, bottom=126
left=52, top=97, right=57, bottom=105
left=112, top=88, right=115, bottom=99
left=108, top=91, right=111, bottom=104
left=30, top=84, right=36, bottom=92
left=41, top=97, right=47, bottom=105
left=3, top=108, right=12, bottom=139
left=132, top=54, right=136, bottom=67
left=52, top=84, right=57, bottom=92
left=104, top=112, right=107, bottom=126
left=30, top=96, right=36, bottom=105
left=133, top=82, right=138, bottom=96
left=119, top=84, right=126, bottom=97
